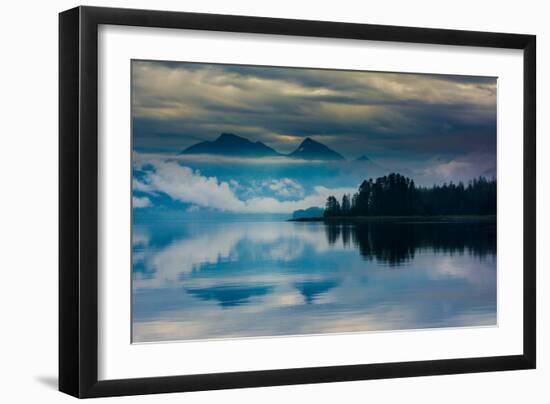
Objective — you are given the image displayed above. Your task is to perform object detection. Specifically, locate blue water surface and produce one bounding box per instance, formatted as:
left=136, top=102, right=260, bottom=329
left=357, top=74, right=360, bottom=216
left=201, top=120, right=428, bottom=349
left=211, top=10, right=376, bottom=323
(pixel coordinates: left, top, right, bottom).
left=132, top=219, right=496, bottom=342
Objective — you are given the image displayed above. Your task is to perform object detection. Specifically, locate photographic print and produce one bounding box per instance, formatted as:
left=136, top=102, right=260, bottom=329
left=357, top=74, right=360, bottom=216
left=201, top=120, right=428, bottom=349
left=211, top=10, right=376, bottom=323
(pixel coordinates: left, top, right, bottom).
left=131, top=60, right=497, bottom=343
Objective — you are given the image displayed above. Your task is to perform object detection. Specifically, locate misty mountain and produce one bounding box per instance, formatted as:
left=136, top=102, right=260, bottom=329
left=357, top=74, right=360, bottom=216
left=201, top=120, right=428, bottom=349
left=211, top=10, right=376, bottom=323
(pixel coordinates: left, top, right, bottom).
left=181, top=133, right=349, bottom=161
left=288, top=138, right=345, bottom=161
left=180, top=133, right=281, bottom=157
left=292, top=207, right=324, bottom=219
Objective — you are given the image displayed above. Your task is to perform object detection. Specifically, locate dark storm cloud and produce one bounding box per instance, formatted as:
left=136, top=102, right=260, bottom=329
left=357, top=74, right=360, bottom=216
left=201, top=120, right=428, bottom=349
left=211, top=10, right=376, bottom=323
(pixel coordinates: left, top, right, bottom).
left=131, top=60, right=496, bottom=161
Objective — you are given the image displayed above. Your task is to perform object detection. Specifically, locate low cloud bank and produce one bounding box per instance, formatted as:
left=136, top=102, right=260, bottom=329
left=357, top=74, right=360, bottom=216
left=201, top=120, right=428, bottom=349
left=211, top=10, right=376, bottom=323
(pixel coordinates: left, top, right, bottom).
left=134, top=161, right=355, bottom=214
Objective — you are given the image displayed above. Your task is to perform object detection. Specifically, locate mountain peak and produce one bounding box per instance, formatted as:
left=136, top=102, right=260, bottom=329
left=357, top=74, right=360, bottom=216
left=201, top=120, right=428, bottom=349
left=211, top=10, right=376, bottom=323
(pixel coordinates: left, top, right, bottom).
left=181, top=133, right=280, bottom=157
left=289, top=137, right=345, bottom=161
left=217, top=133, right=245, bottom=142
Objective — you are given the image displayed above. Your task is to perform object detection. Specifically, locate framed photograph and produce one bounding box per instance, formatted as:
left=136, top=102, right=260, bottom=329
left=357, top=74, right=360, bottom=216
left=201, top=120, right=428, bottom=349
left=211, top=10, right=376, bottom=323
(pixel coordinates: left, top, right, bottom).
left=59, top=6, right=536, bottom=398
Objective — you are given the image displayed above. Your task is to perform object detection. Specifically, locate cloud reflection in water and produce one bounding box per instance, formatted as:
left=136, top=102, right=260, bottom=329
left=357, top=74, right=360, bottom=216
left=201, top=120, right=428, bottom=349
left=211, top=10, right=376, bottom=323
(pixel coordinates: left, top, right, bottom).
left=132, top=220, right=496, bottom=342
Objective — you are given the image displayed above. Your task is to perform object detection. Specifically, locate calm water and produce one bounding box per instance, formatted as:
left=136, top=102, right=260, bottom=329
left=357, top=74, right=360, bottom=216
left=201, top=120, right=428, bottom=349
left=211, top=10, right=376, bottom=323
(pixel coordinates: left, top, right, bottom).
left=132, top=219, right=496, bottom=342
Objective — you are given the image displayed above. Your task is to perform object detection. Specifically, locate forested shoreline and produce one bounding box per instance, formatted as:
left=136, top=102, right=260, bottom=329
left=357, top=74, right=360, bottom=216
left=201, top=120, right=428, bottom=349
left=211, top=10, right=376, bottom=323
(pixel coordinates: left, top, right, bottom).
left=323, top=173, right=496, bottom=218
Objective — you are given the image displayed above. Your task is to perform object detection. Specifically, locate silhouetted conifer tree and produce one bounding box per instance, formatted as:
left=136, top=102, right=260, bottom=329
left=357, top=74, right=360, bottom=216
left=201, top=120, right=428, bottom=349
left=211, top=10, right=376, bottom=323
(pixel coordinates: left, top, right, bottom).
left=324, top=173, right=496, bottom=217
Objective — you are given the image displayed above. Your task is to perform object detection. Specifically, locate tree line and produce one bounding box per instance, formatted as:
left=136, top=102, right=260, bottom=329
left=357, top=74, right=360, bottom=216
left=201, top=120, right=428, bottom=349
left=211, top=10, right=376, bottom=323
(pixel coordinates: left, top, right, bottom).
left=324, top=173, right=496, bottom=217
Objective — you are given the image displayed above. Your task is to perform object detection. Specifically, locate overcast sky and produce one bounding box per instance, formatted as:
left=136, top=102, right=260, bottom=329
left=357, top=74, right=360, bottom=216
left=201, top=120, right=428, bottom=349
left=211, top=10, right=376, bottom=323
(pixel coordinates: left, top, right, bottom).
left=132, top=60, right=496, bottom=161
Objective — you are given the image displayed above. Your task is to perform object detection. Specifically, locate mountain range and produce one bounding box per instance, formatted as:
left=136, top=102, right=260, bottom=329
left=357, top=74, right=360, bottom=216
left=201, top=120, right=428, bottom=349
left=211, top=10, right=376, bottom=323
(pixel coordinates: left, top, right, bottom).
left=180, top=133, right=352, bottom=161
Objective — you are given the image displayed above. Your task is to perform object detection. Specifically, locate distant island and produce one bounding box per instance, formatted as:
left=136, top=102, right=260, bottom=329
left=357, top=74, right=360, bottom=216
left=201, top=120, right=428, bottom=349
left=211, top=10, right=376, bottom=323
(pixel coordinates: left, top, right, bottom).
left=291, top=173, right=496, bottom=221
left=181, top=133, right=349, bottom=161
left=292, top=207, right=325, bottom=220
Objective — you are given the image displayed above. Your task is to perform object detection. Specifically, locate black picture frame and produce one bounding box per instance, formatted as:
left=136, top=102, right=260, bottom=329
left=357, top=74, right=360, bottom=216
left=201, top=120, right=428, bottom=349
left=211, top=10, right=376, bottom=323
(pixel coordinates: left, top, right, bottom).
left=59, top=5, right=536, bottom=398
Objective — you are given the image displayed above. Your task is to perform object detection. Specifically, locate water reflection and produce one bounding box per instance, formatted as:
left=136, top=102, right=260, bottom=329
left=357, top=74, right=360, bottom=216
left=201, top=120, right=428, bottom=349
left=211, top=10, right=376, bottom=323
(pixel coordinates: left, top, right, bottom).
left=187, top=285, right=274, bottom=308
left=295, top=279, right=340, bottom=304
left=324, top=221, right=496, bottom=265
left=132, top=220, right=496, bottom=342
